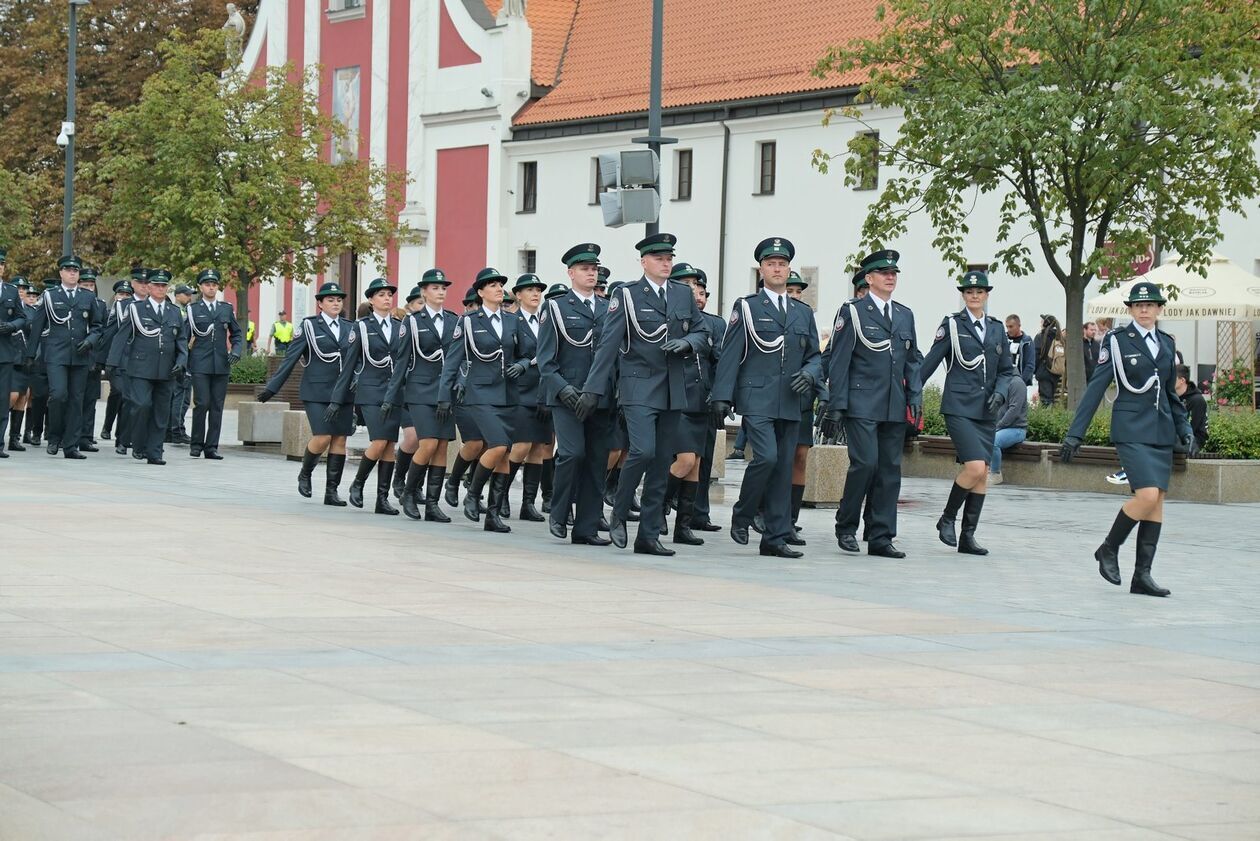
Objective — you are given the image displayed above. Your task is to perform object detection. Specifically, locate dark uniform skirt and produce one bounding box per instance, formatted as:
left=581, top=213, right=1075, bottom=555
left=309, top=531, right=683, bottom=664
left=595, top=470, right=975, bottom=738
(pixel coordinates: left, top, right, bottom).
left=675, top=412, right=708, bottom=454
left=454, top=406, right=482, bottom=442
left=408, top=402, right=455, bottom=441
left=798, top=405, right=816, bottom=448
left=396, top=406, right=412, bottom=430
left=305, top=401, right=355, bottom=437
left=1117, top=442, right=1173, bottom=491
left=513, top=405, right=552, bottom=445
left=358, top=403, right=400, bottom=442
left=10, top=365, right=29, bottom=395
left=461, top=404, right=514, bottom=448
left=945, top=414, right=996, bottom=464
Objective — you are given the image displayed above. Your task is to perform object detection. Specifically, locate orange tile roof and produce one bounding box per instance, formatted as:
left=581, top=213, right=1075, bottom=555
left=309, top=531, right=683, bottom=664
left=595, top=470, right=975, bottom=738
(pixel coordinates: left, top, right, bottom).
left=509, top=0, right=882, bottom=126
left=483, top=0, right=578, bottom=87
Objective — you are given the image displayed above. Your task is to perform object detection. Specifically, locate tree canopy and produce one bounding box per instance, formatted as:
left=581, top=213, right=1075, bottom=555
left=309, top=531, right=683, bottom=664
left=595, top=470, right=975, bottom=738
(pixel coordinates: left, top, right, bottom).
left=813, top=0, right=1260, bottom=405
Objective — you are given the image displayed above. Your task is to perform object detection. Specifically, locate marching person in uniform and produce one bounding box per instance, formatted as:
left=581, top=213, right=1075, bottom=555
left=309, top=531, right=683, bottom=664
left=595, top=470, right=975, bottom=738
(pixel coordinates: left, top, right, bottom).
left=73, top=267, right=108, bottom=453
left=1060, top=282, right=1191, bottom=597
left=114, top=269, right=188, bottom=464
left=389, top=285, right=426, bottom=499
left=577, top=233, right=709, bottom=556
left=185, top=269, right=243, bottom=459
left=711, top=238, right=823, bottom=558
left=919, top=270, right=1016, bottom=555
left=107, top=267, right=151, bottom=455
left=536, top=243, right=613, bottom=545
left=0, top=249, right=28, bottom=457
left=23, top=280, right=53, bottom=447
left=594, top=266, right=610, bottom=298
left=257, top=281, right=355, bottom=505
left=5, top=276, right=35, bottom=453
left=503, top=273, right=553, bottom=522
left=25, top=255, right=103, bottom=459
left=335, top=277, right=405, bottom=516
left=385, top=270, right=460, bottom=522
left=443, top=279, right=490, bottom=510
left=690, top=274, right=726, bottom=532
left=783, top=270, right=823, bottom=542
left=820, top=249, right=923, bottom=558
left=167, top=284, right=196, bottom=445
left=439, top=268, right=522, bottom=533
left=99, top=279, right=132, bottom=442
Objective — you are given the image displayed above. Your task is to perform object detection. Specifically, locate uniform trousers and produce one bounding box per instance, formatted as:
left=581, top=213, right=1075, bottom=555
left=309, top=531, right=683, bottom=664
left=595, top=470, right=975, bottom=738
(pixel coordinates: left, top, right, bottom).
left=170, top=372, right=191, bottom=433
left=45, top=363, right=90, bottom=449
left=733, top=416, right=799, bottom=545
left=693, top=425, right=718, bottom=523
left=0, top=362, right=12, bottom=442
left=836, top=418, right=906, bottom=548
left=191, top=373, right=229, bottom=449
left=551, top=406, right=612, bottom=539
left=79, top=368, right=102, bottom=446
left=114, top=373, right=135, bottom=447
left=617, top=405, right=679, bottom=542
left=103, top=371, right=125, bottom=433
left=130, top=376, right=173, bottom=460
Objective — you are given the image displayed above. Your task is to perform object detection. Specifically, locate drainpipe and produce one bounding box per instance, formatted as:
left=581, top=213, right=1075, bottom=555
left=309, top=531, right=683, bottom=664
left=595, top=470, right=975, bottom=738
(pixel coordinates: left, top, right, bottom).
left=716, top=112, right=731, bottom=315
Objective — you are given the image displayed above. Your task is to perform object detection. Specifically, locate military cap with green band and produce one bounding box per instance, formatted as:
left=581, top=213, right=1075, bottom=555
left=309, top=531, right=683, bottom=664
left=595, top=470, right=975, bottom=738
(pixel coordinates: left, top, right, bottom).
left=1126, top=281, right=1166, bottom=304
left=420, top=268, right=451, bottom=287
left=754, top=237, right=795, bottom=262
left=562, top=242, right=601, bottom=266
left=957, top=270, right=991, bottom=291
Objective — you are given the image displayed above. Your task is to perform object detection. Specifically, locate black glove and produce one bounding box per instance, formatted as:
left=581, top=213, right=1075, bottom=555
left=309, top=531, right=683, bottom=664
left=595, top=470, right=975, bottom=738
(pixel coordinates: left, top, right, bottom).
left=0, top=322, right=13, bottom=335
left=909, top=401, right=923, bottom=428
left=789, top=370, right=815, bottom=395
left=1059, top=435, right=1082, bottom=463
left=380, top=401, right=395, bottom=417
left=661, top=338, right=692, bottom=355
left=557, top=385, right=581, bottom=412
left=1174, top=432, right=1193, bottom=454
left=228, top=353, right=241, bottom=366
left=505, top=362, right=527, bottom=380
left=710, top=400, right=732, bottom=429
left=322, top=403, right=342, bottom=424
left=75, top=339, right=93, bottom=354
left=986, top=391, right=1006, bottom=416
left=453, top=385, right=466, bottom=405
left=436, top=401, right=452, bottom=425
left=819, top=409, right=845, bottom=441
left=535, top=403, right=551, bottom=421
left=1188, top=437, right=1201, bottom=458
left=574, top=392, right=599, bottom=422
left=256, top=387, right=275, bottom=403
left=104, top=365, right=115, bottom=377
left=171, top=364, right=185, bottom=378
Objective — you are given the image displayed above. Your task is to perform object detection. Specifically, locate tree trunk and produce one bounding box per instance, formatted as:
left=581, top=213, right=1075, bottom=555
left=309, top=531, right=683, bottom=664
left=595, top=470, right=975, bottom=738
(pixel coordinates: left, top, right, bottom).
left=1064, top=278, right=1087, bottom=409
left=236, top=268, right=253, bottom=354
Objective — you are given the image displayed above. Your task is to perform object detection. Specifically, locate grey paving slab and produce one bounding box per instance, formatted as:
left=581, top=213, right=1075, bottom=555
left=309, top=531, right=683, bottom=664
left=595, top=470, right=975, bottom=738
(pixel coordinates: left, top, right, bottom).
left=1, top=413, right=1258, bottom=839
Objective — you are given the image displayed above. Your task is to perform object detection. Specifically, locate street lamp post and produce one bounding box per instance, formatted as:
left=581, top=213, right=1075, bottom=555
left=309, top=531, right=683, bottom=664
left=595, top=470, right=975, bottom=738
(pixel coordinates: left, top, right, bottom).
left=61, top=0, right=90, bottom=257
left=633, top=0, right=674, bottom=237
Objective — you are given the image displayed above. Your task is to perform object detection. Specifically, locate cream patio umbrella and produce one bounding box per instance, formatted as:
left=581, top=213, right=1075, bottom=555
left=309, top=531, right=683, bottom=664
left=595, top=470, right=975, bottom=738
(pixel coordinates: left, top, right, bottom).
left=1086, top=253, right=1260, bottom=321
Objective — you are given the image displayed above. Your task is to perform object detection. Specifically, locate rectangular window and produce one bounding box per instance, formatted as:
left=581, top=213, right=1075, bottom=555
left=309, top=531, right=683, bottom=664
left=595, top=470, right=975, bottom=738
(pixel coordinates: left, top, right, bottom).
left=856, top=131, right=880, bottom=191
left=798, top=267, right=819, bottom=311
left=330, top=66, right=361, bottom=164
left=519, top=161, right=537, bottom=213
left=675, top=149, right=693, bottom=201
left=519, top=249, right=537, bottom=274
left=757, top=142, right=776, bottom=195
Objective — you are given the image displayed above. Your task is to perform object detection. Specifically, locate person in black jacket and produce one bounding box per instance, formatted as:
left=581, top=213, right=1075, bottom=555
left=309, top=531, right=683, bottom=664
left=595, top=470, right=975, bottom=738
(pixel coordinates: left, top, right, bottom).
left=1175, top=365, right=1208, bottom=455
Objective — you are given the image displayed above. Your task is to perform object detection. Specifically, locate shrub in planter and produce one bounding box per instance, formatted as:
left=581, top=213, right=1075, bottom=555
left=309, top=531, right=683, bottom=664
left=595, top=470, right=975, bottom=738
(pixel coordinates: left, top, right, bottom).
left=229, top=353, right=269, bottom=384
left=1210, top=359, right=1255, bottom=408
left=1206, top=409, right=1260, bottom=459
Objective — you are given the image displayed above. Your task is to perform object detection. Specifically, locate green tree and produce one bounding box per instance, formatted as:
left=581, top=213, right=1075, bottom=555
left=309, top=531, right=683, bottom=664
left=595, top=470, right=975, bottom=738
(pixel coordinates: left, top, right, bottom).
left=0, top=167, right=34, bottom=256
left=92, top=30, right=409, bottom=333
left=813, top=0, right=1260, bottom=406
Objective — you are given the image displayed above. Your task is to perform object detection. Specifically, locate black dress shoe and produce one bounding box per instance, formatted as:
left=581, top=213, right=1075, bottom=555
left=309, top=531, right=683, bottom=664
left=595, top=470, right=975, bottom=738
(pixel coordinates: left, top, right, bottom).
left=1095, top=544, right=1122, bottom=585
left=115, top=444, right=128, bottom=455
left=203, top=450, right=223, bottom=460
left=752, top=513, right=765, bottom=534
left=692, top=520, right=722, bottom=532
left=837, top=534, right=861, bottom=553
left=147, top=458, right=166, bottom=465
left=596, top=517, right=609, bottom=532
left=190, top=446, right=203, bottom=458
left=79, top=443, right=98, bottom=453
left=133, top=451, right=146, bottom=460
left=609, top=515, right=628, bottom=549
left=785, top=532, right=807, bottom=546
left=100, top=429, right=111, bottom=440
left=760, top=542, right=804, bottom=558
left=6, top=440, right=23, bottom=452
left=869, top=543, right=906, bottom=558
left=730, top=522, right=749, bottom=545
left=64, top=449, right=87, bottom=460
left=549, top=519, right=568, bottom=540
left=0, top=449, right=8, bottom=458
left=46, top=442, right=59, bottom=455
left=633, top=538, right=676, bottom=556
left=573, top=535, right=612, bottom=546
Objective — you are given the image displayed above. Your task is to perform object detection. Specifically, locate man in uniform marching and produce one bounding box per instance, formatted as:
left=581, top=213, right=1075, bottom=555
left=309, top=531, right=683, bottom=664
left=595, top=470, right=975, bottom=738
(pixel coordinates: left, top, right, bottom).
left=576, top=233, right=710, bottom=555
left=711, top=238, right=823, bottom=558
left=820, top=250, right=923, bottom=558
left=536, top=243, right=613, bottom=545
left=0, top=248, right=28, bottom=457
left=98, top=278, right=132, bottom=442
left=185, top=269, right=243, bottom=459
left=115, top=269, right=189, bottom=464
left=25, top=255, right=103, bottom=459
left=75, top=267, right=109, bottom=454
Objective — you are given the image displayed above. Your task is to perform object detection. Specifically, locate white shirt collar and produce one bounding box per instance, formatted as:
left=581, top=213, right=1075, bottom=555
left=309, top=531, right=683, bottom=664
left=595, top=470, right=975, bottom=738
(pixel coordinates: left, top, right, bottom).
left=321, top=313, right=338, bottom=327
left=867, top=291, right=892, bottom=310
left=646, top=278, right=667, bottom=294
left=425, top=306, right=443, bottom=321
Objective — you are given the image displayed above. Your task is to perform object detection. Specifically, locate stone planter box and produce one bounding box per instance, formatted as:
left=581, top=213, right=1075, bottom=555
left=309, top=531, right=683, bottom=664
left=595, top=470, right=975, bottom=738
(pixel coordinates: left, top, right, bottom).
left=281, top=410, right=314, bottom=460
left=238, top=400, right=289, bottom=445
left=803, top=444, right=849, bottom=508
left=225, top=383, right=262, bottom=411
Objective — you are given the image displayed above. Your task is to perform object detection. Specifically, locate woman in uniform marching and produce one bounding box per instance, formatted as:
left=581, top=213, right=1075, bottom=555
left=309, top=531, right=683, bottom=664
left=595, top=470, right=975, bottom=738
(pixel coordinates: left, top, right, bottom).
left=438, top=268, right=522, bottom=533
left=919, top=270, right=1016, bottom=555
left=257, top=281, right=355, bottom=506
left=660, top=262, right=710, bottom=546
left=6, top=277, right=35, bottom=452
left=384, top=269, right=460, bottom=522
left=1060, top=281, right=1191, bottom=597
left=335, top=278, right=405, bottom=516
left=503, top=273, right=553, bottom=523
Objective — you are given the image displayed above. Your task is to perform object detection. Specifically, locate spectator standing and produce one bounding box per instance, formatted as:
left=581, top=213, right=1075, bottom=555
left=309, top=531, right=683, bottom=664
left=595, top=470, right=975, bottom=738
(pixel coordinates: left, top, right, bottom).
left=1175, top=365, right=1207, bottom=454
left=989, top=375, right=1028, bottom=485
left=267, top=310, right=294, bottom=356
left=1005, top=315, right=1034, bottom=385
left=1082, top=321, right=1101, bottom=382
left=1033, top=315, right=1064, bottom=404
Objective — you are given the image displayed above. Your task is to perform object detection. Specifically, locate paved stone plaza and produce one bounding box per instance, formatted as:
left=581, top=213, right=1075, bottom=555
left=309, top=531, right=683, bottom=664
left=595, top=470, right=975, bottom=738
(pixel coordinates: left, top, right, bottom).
left=2, top=424, right=1259, bottom=840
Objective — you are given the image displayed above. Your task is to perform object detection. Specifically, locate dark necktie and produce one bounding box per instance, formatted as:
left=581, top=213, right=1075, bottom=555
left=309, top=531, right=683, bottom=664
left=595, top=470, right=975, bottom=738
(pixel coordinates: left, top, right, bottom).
left=1146, top=333, right=1158, bottom=356
left=529, top=314, right=537, bottom=327
left=584, top=298, right=594, bottom=313
left=778, top=296, right=787, bottom=319
left=658, top=287, right=666, bottom=305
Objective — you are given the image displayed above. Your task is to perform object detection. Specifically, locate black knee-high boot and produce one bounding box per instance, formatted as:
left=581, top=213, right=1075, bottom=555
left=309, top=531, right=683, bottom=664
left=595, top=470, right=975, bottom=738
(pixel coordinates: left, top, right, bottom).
left=1095, top=510, right=1138, bottom=585
left=465, top=463, right=494, bottom=522
left=501, top=460, right=523, bottom=518
left=393, top=447, right=414, bottom=498
left=375, top=461, right=400, bottom=515
left=425, top=466, right=451, bottom=522
left=1131, top=521, right=1169, bottom=596
left=673, top=480, right=703, bottom=546
left=936, top=482, right=969, bottom=547
left=484, top=472, right=512, bottom=533
left=401, top=460, right=428, bottom=520
left=324, top=453, right=348, bottom=506
left=446, top=454, right=473, bottom=507
left=8, top=410, right=25, bottom=450
left=520, top=462, right=545, bottom=521
left=540, top=457, right=555, bottom=513
left=297, top=448, right=321, bottom=498
left=957, top=493, right=988, bottom=555
left=349, top=456, right=377, bottom=508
